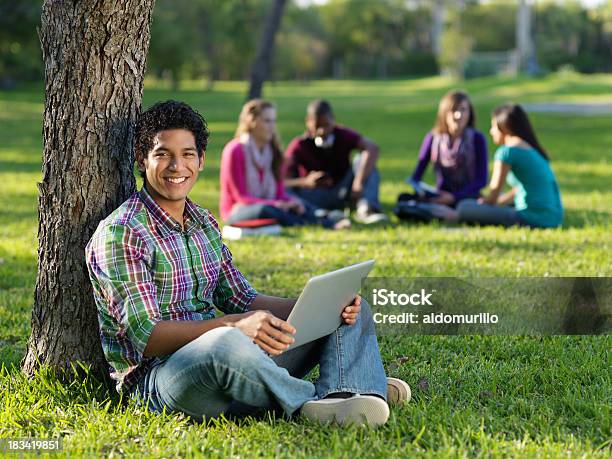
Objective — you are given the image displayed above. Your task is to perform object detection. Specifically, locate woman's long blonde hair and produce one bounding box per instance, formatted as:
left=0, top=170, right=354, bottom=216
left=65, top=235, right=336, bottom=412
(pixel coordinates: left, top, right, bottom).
left=236, top=99, right=284, bottom=180
left=432, top=90, right=476, bottom=135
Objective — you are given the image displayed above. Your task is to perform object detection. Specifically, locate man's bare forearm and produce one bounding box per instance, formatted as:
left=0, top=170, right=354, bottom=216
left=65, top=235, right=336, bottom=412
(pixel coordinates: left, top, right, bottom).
left=497, top=188, right=517, bottom=205
left=142, top=294, right=295, bottom=357
left=143, top=316, right=239, bottom=357
left=284, top=176, right=308, bottom=188
left=250, top=294, right=296, bottom=320
left=353, top=148, right=378, bottom=188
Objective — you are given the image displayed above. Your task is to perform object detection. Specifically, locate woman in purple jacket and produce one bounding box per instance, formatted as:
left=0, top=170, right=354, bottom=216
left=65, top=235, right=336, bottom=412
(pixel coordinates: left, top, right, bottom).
left=409, top=90, right=488, bottom=207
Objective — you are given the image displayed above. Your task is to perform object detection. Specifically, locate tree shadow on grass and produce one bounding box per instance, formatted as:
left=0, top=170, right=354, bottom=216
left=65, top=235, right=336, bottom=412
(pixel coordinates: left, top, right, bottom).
left=561, top=209, right=612, bottom=228
left=0, top=343, right=26, bottom=369
left=0, top=249, right=37, bottom=290
left=0, top=159, right=41, bottom=174
left=0, top=191, right=38, bottom=225
left=388, top=209, right=611, bottom=230
left=0, top=208, right=37, bottom=222
left=302, top=231, right=567, bottom=255
left=558, top=173, right=612, bottom=194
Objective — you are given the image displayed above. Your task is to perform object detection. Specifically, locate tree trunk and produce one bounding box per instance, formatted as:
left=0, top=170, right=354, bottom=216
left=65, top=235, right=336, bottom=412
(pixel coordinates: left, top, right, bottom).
left=22, top=0, right=155, bottom=379
left=247, top=0, right=287, bottom=100
left=430, top=0, right=446, bottom=57
left=516, top=0, right=534, bottom=74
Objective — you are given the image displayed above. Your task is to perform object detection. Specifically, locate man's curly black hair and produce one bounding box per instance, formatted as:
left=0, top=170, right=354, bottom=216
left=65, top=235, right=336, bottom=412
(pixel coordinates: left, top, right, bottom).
left=134, top=100, right=209, bottom=175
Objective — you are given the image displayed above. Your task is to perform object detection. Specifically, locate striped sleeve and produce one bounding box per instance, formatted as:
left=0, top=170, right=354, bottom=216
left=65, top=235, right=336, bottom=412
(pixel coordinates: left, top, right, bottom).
left=90, top=224, right=161, bottom=357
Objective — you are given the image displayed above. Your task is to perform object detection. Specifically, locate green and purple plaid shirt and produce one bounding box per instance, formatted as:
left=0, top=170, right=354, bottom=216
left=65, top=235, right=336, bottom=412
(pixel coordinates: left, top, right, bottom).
left=85, top=187, right=257, bottom=392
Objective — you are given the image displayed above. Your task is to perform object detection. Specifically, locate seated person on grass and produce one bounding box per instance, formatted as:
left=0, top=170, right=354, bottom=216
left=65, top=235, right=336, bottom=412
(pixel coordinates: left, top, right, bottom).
left=219, top=99, right=348, bottom=230
left=85, top=100, right=409, bottom=426
left=408, top=90, right=488, bottom=206
left=456, top=103, right=564, bottom=228
left=284, top=99, right=387, bottom=224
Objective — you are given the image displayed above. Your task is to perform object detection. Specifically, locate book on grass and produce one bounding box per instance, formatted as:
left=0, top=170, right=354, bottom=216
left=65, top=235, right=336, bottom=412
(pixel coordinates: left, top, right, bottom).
left=405, top=177, right=439, bottom=199
left=222, top=218, right=282, bottom=240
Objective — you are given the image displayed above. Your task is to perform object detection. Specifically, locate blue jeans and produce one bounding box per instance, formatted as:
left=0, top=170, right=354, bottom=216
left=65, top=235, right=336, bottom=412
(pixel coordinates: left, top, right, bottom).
left=457, top=199, right=521, bottom=227
left=226, top=203, right=314, bottom=227
left=289, top=155, right=382, bottom=212
left=226, top=203, right=336, bottom=228
left=131, top=300, right=387, bottom=420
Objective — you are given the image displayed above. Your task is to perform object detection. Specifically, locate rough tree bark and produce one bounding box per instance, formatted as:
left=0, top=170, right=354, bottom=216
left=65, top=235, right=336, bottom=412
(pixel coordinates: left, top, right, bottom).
left=22, top=0, right=156, bottom=378
left=247, top=0, right=287, bottom=100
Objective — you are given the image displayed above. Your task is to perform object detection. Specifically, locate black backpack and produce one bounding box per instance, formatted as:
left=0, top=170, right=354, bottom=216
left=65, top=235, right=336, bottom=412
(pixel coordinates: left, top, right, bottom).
left=393, top=194, right=434, bottom=223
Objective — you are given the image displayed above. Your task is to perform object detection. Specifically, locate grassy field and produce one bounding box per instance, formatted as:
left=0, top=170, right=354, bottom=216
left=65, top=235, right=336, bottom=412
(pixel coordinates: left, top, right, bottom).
left=0, top=74, right=611, bottom=457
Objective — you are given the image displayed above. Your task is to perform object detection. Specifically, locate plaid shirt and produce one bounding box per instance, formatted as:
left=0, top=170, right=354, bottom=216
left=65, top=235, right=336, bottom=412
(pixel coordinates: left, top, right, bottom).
left=85, top=187, right=257, bottom=392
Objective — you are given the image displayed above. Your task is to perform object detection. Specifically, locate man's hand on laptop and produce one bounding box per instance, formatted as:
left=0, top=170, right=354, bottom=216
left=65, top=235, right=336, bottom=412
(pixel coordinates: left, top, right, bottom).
left=233, top=310, right=296, bottom=355
left=341, top=295, right=361, bottom=325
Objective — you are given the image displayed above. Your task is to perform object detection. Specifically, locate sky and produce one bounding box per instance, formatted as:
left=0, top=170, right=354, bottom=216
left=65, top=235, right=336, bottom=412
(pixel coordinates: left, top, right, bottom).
left=581, top=0, right=608, bottom=5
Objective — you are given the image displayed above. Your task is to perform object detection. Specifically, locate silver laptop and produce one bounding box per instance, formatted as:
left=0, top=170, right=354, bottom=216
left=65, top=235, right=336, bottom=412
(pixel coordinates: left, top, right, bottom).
left=285, top=260, right=375, bottom=350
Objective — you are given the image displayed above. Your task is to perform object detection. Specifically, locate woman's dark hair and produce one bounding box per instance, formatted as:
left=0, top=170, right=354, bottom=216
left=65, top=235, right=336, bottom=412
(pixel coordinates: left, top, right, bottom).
left=433, top=90, right=476, bottom=134
left=134, top=100, right=209, bottom=174
left=307, top=99, right=334, bottom=118
left=492, top=103, right=549, bottom=161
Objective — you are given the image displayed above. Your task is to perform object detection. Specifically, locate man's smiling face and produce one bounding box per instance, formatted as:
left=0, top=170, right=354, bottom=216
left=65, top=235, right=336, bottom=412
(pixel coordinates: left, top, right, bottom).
left=138, top=128, right=204, bottom=212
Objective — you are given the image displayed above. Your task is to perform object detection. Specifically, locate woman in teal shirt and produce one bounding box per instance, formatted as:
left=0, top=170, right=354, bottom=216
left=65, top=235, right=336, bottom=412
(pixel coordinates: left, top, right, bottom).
left=457, top=103, right=563, bottom=228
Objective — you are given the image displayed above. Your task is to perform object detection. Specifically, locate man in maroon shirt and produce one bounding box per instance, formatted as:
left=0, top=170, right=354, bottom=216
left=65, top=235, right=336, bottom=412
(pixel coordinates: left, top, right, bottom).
left=284, top=100, right=387, bottom=224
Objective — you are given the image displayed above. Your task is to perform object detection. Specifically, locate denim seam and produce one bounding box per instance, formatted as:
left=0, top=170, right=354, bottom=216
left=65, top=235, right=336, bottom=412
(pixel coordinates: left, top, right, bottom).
left=335, top=325, right=345, bottom=387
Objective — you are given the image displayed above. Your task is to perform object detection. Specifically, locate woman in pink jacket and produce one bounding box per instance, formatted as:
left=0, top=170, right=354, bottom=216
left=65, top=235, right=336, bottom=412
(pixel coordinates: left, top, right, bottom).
left=220, top=99, right=346, bottom=228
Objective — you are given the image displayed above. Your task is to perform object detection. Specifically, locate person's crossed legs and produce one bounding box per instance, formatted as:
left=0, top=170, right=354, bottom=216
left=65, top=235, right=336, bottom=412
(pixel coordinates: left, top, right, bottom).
left=456, top=199, right=521, bottom=227
left=226, top=203, right=310, bottom=227
left=132, top=300, right=400, bottom=426
left=288, top=155, right=385, bottom=224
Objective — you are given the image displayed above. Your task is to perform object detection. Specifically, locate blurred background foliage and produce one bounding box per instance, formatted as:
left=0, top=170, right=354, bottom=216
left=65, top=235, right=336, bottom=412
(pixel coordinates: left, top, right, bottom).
left=1, top=0, right=611, bottom=89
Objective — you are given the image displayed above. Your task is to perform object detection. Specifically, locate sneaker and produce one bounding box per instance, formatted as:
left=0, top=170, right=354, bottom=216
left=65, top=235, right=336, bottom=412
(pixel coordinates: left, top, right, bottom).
left=333, top=217, right=352, bottom=230
left=355, top=206, right=389, bottom=225
left=301, top=395, right=390, bottom=427
left=325, top=208, right=352, bottom=230
left=326, top=209, right=347, bottom=222
left=386, top=378, right=411, bottom=405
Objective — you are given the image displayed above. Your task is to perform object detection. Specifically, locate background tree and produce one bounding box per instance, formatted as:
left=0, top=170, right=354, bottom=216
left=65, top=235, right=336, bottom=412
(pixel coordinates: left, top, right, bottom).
left=248, top=0, right=288, bottom=100
left=148, top=0, right=265, bottom=89
left=1, top=1, right=610, bottom=88
left=0, top=0, right=41, bottom=88
left=462, top=1, right=516, bottom=53
left=22, top=0, right=155, bottom=378
left=273, top=3, right=328, bottom=81
left=516, top=0, right=535, bottom=73
left=439, top=6, right=473, bottom=78
left=535, top=1, right=611, bottom=73
left=318, top=0, right=437, bottom=79
left=148, top=1, right=195, bottom=90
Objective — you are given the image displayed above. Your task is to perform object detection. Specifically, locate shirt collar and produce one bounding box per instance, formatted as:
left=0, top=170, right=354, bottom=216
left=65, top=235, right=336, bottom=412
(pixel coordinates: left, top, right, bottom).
left=138, top=187, right=183, bottom=236
left=138, top=187, right=209, bottom=236
left=183, top=199, right=209, bottom=234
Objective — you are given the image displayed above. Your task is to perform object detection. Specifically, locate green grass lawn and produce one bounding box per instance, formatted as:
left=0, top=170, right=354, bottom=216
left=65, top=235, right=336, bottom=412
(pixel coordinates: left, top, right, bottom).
left=0, top=74, right=611, bottom=457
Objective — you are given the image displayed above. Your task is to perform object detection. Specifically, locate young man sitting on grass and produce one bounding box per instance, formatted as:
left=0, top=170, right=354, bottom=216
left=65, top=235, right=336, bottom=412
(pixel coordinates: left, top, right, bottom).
left=85, top=101, right=409, bottom=427
left=284, top=99, right=388, bottom=224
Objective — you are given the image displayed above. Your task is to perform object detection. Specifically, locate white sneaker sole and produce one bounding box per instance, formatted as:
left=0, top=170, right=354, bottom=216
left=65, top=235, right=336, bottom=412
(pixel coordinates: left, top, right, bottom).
left=355, top=213, right=389, bottom=224
left=301, top=395, right=390, bottom=427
